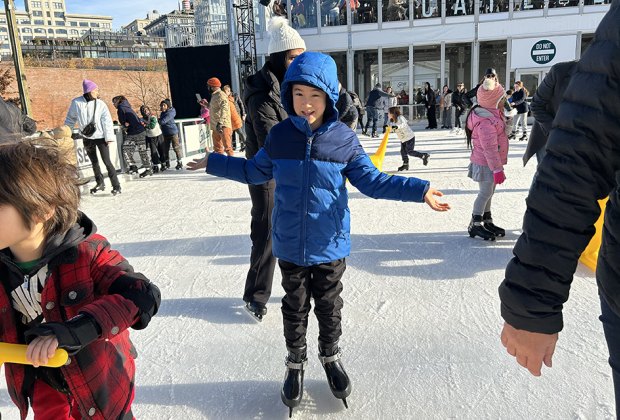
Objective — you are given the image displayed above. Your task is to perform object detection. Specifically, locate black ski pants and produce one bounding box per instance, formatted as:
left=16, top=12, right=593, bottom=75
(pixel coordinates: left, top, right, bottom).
left=83, top=138, right=120, bottom=189
left=243, top=180, right=277, bottom=306
left=400, top=137, right=425, bottom=164
left=426, top=105, right=437, bottom=128
left=279, top=258, right=346, bottom=349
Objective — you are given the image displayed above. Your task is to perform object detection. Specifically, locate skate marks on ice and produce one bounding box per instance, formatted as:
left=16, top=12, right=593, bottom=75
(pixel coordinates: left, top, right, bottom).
left=135, top=379, right=347, bottom=419
left=112, top=235, right=250, bottom=260
left=157, top=297, right=267, bottom=325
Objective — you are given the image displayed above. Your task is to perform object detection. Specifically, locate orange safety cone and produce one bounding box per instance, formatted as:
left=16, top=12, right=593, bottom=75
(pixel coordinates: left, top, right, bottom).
left=0, top=342, right=68, bottom=367
left=580, top=197, right=608, bottom=271
left=368, top=127, right=391, bottom=172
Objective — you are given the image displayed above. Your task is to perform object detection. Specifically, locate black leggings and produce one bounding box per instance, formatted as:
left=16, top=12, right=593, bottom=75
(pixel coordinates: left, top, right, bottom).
left=400, top=137, right=425, bottom=163
left=83, top=138, right=120, bottom=189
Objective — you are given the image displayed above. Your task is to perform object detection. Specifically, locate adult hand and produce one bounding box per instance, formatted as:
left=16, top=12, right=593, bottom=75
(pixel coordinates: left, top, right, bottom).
left=187, top=153, right=210, bottom=171
left=26, top=335, right=59, bottom=368
left=493, top=170, right=506, bottom=185
left=501, top=322, right=558, bottom=376
left=424, top=188, right=451, bottom=212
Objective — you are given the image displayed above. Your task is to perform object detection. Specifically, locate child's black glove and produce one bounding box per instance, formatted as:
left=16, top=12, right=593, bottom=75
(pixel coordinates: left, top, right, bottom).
left=25, top=314, right=102, bottom=354
left=391, top=125, right=399, bottom=130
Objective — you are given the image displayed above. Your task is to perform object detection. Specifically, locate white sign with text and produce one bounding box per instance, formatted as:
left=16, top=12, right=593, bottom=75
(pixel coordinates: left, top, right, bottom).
left=511, top=35, right=577, bottom=68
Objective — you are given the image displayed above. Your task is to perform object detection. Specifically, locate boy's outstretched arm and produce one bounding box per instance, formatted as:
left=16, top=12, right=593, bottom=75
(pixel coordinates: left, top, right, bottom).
left=187, top=151, right=210, bottom=171
left=424, top=188, right=451, bottom=211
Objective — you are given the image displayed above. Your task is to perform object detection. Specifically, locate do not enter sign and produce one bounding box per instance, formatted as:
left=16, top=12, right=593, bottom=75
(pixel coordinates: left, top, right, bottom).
left=531, top=40, right=556, bottom=64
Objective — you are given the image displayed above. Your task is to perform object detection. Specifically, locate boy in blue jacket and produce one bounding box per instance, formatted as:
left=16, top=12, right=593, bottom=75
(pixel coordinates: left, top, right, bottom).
left=189, top=52, right=450, bottom=415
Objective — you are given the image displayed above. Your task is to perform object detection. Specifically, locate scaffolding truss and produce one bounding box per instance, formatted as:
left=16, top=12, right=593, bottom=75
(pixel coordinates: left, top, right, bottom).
left=233, top=0, right=258, bottom=85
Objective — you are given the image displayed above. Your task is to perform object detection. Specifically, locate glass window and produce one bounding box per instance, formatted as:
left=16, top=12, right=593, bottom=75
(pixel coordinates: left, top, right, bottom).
left=355, top=0, right=378, bottom=23
left=56, top=29, right=67, bottom=34
left=55, top=21, right=65, bottom=26
left=478, top=0, right=508, bottom=13
left=90, top=22, right=100, bottom=27
left=513, top=0, right=544, bottom=11
left=479, top=40, right=507, bottom=86
left=413, top=45, right=440, bottom=93
left=581, top=33, right=595, bottom=55
left=446, top=0, right=474, bottom=16
left=383, top=0, right=409, bottom=21
left=34, top=28, right=44, bottom=33
left=79, top=22, right=88, bottom=27
left=415, top=0, right=441, bottom=18
left=34, top=19, right=44, bottom=24
left=445, top=43, right=472, bottom=91
left=320, top=0, right=346, bottom=26
left=328, top=51, right=348, bottom=87
left=548, top=0, right=579, bottom=7
left=354, top=49, right=379, bottom=103
left=33, top=10, right=43, bottom=16
left=54, top=11, right=64, bottom=17
left=382, top=47, right=409, bottom=103
left=291, top=0, right=318, bottom=29
left=70, top=29, right=79, bottom=35
left=584, top=0, right=611, bottom=4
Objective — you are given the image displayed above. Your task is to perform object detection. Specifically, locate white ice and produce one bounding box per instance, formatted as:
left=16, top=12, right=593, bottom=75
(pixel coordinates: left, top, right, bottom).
left=1, top=124, right=613, bottom=419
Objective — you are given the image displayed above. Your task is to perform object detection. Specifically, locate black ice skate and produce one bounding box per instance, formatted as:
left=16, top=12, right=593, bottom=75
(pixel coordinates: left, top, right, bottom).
left=127, top=165, right=139, bottom=175
left=371, top=131, right=378, bottom=138
left=175, top=160, right=183, bottom=170
left=422, top=153, right=430, bottom=166
left=483, top=211, right=505, bottom=237
left=152, top=165, right=160, bottom=173
left=281, top=346, right=307, bottom=418
left=89, top=183, right=105, bottom=194
left=319, top=342, right=351, bottom=409
left=139, top=169, right=153, bottom=178
left=111, top=186, right=122, bottom=196
left=244, top=301, right=267, bottom=322
left=520, top=133, right=528, bottom=141
left=160, top=163, right=167, bottom=172
left=397, top=163, right=409, bottom=171
left=468, top=215, right=496, bottom=241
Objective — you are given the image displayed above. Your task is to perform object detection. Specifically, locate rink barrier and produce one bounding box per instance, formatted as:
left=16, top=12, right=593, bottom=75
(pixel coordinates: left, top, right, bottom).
left=579, top=197, right=608, bottom=272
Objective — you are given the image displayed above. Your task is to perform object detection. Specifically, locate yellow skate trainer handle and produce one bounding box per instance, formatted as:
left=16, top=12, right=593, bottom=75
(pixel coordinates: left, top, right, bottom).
left=0, top=343, right=69, bottom=367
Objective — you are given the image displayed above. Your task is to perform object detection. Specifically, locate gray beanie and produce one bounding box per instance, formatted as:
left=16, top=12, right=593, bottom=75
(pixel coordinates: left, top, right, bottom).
left=267, top=16, right=306, bottom=55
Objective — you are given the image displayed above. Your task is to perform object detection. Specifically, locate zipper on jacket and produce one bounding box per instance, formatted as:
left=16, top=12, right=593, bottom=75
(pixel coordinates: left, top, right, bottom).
left=300, top=134, right=314, bottom=264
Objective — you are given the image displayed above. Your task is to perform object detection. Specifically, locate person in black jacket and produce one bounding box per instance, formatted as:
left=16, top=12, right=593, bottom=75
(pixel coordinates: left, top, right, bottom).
left=523, top=60, right=577, bottom=166
left=336, top=83, right=358, bottom=130
left=112, top=95, right=152, bottom=177
left=423, top=82, right=437, bottom=129
left=241, top=16, right=306, bottom=320
left=498, top=2, right=620, bottom=414
left=451, top=82, right=467, bottom=134
left=509, top=80, right=529, bottom=141
left=362, top=84, right=393, bottom=137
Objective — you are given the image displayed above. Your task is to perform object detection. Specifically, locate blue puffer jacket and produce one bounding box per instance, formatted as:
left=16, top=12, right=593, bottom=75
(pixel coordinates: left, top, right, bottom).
left=159, top=108, right=179, bottom=136
left=207, top=52, right=430, bottom=266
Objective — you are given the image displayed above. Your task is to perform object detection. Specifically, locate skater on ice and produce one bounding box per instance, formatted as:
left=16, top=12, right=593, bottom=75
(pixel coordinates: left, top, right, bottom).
left=0, top=137, right=161, bottom=419
left=188, top=51, right=450, bottom=416
left=388, top=105, right=430, bottom=171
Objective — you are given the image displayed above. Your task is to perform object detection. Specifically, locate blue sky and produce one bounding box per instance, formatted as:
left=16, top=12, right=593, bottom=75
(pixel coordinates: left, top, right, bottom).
left=15, top=0, right=181, bottom=29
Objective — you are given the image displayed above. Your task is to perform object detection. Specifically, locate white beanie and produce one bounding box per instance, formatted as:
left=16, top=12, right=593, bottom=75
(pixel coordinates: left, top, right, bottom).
left=267, top=16, right=306, bottom=55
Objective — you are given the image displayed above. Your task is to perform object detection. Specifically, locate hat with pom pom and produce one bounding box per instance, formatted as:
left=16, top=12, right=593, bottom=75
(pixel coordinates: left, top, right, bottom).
left=267, top=16, right=306, bottom=55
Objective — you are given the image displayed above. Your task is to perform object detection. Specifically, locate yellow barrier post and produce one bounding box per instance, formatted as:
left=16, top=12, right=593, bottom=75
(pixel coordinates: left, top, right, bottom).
left=579, top=197, right=609, bottom=271
left=0, top=342, right=68, bottom=367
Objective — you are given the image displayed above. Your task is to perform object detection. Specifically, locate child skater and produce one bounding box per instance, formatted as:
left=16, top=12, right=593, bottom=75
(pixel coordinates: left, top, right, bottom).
left=388, top=106, right=430, bottom=171
left=0, top=137, right=161, bottom=419
left=189, top=52, right=450, bottom=416
left=465, top=75, right=509, bottom=241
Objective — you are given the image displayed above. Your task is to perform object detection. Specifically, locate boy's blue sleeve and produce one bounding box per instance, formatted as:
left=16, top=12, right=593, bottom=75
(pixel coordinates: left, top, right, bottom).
left=344, top=154, right=430, bottom=202
left=207, top=148, right=273, bottom=185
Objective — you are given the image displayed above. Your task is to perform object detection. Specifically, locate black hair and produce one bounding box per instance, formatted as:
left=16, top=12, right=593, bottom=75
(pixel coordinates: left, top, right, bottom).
left=268, top=50, right=289, bottom=83
left=83, top=92, right=96, bottom=102
left=464, top=105, right=479, bottom=149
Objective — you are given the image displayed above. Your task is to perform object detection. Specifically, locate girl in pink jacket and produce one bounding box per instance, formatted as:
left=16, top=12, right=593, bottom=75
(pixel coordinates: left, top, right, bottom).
left=466, top=77, right=509, bottom=240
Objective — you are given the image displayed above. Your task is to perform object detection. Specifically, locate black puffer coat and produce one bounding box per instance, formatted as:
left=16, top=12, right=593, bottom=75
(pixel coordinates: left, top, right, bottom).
left=243, top=62, right=288, bottom=159
left=336, top=86, right=358, bottom=128
left=523, top=60, right=578, bottom=165
left=499, top=1, right=620, bottom=334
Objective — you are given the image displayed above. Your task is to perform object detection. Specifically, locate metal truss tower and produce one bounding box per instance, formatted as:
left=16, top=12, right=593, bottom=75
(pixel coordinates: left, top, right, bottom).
left=233, top=0, right=258, bottom=88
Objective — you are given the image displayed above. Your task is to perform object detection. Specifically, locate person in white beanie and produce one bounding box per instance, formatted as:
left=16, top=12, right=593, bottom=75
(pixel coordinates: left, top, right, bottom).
left=240, top=16, right=306, bottom=321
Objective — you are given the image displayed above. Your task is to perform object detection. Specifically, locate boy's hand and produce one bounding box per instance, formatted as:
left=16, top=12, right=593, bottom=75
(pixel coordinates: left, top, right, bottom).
left=501, top=322, right=558, bottom=376
left=187, top=153, right=211, bottom=171
left=424, top=188, right=450, bottom=211
left=26, top=335, right=59, bottom=368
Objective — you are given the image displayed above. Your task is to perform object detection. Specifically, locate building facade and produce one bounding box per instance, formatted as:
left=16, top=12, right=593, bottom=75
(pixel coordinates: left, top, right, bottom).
left=0, top=0, right=112, bottom=56
left=122, top=10, right=161, bottom=36
left=249, top=0, right=609, bottom=106
left=143, top=9, right=195, bottom=48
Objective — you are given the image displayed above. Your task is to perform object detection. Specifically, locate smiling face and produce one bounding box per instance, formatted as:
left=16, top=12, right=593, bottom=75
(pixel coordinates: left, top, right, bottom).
left=292, top=84, right=327, bottom=131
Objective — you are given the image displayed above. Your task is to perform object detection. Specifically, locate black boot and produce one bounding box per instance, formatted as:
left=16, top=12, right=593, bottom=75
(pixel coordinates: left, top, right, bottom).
left=361, top=129, right=368, bottom=136
left=160, top=163, right=167, bottom=172
left=371, top=131, right=378, bottom=138
left=281, top=346, right=307, bottom=418
left=111, top=186, right=122, bottom=196
left=139, top=169, right=153, bottom=178
left=152, top=165, right=160, bottom=173
left=468, top=215, right=496, bottom=241
left=244, top=301, right=267, bottom=322
left=422, top=153, right=430, bottom=166
left=319, top=341, right=351, bottom=408
left=89, top=181, right=105, bottom=194
left=175, top=160, right=183, bottom=170
left=127, top=165, right=139, bottom=175
left=483, top=211, right=505, bottom=237
left=397, top=162, right=409, bottom=171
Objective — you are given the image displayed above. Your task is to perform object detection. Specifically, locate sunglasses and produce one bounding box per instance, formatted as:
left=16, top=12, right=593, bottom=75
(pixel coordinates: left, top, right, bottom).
left=485, top=74, right=496, bottom=78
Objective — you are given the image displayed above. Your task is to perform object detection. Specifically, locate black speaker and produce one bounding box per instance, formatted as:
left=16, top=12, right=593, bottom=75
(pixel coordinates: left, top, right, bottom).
left=165, top=45, right=232, bottom=119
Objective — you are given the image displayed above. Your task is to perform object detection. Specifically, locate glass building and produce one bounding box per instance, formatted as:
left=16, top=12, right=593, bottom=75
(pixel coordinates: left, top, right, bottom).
left=251, top=0, right=609, bottom=103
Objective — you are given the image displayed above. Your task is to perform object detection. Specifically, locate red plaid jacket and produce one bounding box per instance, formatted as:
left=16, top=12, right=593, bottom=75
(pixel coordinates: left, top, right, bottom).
left=0, top=217, right=159, bottom=420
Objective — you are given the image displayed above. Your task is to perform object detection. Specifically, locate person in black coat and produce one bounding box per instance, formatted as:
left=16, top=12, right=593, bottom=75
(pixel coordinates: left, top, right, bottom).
left=423, top=82, right=437, bottom=129
left=523, top=60, right=578, bottom=166
left=498, top=2, right=620, bottom=414
left=112, top=95, right=152, bottom=176
left=241, top=16, right=306, bottom=320
left=335, top=83, right=358, bottom=130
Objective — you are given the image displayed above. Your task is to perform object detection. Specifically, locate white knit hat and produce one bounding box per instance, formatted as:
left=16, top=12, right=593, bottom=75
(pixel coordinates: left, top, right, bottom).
left=267, top=16, right=306, bottom=55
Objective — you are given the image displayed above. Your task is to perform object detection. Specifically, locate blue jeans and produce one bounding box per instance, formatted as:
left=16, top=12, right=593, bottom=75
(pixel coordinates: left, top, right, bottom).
left=364, top=107, right=378, bottom=133
left=600, top=293, right=620, bottom=417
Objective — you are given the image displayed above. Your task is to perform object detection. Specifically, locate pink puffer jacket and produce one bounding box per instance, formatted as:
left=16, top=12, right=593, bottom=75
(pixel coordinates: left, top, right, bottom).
left=467, top=107, right=509, bottom=172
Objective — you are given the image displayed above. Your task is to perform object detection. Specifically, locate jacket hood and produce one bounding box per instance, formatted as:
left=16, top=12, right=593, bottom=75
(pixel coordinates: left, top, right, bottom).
left=117, top=100, right=134, bottom=114
left=244, top=62, right=281, bottom=105
left=0, top=212, right=96, bottom=273
left=281, top=52, right=340, bottom=132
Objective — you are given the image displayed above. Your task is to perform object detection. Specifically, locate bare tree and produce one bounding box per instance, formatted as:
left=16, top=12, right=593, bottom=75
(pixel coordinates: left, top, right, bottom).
left=122, top=70, right=170, bottom=112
